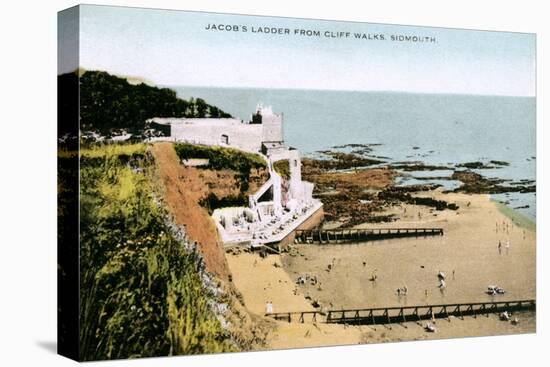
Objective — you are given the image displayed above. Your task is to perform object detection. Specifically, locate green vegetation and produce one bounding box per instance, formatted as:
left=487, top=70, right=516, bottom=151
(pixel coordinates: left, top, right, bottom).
left=199, top=193, right=249, bottom=214
left=76, top=143, right=234, bottom=360
left=174, top=143, right=267, bottom=192
left=62, top=70, right=231, bottom=137
left=273, top=159, right=290, bottom=180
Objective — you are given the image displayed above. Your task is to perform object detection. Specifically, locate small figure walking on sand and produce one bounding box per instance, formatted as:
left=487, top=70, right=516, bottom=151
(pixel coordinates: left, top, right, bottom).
left=369, top=269, right=378, bottom=282
left=425, top=289, right=429, bottom=297
left=452, top=270, right=456, bottom=280
left=265, top=301, right=273, bottom=315
left=498, top=240, right=502, bottom=255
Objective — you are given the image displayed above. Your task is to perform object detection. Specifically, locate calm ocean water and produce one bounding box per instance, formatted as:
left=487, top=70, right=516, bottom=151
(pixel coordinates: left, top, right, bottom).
left=171, top=86, right=536, bottom=221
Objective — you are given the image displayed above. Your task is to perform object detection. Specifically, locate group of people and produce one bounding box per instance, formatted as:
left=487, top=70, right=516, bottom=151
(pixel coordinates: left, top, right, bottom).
left=296, top=274, right=317, bottom=285
left=438, top=271, right=447, bottom=289
left=496, top=220, right=512, bottom=235
left=396, top=285, right=408, bottom=296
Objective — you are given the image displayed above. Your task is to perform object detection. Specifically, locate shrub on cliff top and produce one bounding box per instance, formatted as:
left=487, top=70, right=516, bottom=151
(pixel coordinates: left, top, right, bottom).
left=273, top=159, right=290, bottom=180
left=174, top=143, right=267, bottom=193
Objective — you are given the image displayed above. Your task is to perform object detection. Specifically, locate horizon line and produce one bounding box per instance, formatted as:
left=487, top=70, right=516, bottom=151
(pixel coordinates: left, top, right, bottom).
left=68, top=68, right=536, bottom=98
left=163, top=83, right=536, bottom=98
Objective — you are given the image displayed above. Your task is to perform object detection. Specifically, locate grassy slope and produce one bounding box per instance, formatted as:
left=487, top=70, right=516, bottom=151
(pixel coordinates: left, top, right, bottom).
left=76, top=143, right=234, bottom=360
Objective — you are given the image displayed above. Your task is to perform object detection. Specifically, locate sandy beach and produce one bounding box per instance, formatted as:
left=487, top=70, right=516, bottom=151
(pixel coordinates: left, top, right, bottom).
left=282, top=191, right=535, bottom=309
left=225, top=190, right=536, bottom=349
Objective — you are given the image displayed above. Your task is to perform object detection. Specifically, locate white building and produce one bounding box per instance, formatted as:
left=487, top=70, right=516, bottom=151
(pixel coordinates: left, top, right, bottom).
left=148, top=104, right=323, bottom=249
left=147, top=104, right=283, bottom=153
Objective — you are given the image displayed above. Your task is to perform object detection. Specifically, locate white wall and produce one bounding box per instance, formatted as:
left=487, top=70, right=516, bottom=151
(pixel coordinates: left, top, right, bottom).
left=261, top=114, right=284, bottom=142
left=170, top=120, right=264, bottom=152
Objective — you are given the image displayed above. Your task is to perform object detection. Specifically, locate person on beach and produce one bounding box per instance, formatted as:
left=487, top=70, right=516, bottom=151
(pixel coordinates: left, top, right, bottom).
left=370, top=269, right=378, bottom=282
left=266, top=301, right=273, bottom=315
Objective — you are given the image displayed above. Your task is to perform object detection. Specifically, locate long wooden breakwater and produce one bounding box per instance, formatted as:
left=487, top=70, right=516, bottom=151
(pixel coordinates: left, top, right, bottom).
left=294, top=227, right=444, bottom=244
left=266, top=299, right=535, bottom=326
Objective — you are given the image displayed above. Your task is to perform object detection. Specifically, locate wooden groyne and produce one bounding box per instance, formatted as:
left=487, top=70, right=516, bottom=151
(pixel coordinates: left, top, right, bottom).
left=265, top=299, right=535, bottom=326
left=294, top=227, right=444, bottom=244
left=268, top=310, right=321, bottom=323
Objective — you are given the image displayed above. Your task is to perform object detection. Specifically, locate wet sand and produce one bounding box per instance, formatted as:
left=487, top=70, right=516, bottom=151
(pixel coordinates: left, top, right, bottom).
left=225, top=190, right=536, bottom=349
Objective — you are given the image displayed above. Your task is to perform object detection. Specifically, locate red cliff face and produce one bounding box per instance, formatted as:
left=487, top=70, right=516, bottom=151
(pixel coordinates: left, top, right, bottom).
left=151, top=142, right=269, bottom=280
left=151, top=142, right=230, bottom=280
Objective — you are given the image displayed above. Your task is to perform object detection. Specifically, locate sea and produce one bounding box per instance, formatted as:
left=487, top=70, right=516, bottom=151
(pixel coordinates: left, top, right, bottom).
left=170, top=86, right=536, bottom=222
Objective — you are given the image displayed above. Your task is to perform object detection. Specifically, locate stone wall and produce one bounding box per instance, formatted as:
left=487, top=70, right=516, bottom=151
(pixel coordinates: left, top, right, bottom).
left=276, top=206, right=325, bottom=250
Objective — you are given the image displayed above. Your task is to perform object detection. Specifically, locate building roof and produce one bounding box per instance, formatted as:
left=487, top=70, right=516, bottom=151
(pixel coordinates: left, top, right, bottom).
left=147, top=117, right=246, bottom=126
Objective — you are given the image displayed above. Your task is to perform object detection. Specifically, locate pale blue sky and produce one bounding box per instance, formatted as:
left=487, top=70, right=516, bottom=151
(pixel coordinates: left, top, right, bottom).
left=62, top=4, right=536, bottom=96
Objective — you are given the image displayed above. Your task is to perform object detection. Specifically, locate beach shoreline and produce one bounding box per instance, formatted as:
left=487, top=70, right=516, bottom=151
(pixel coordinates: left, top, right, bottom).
left=492, top=199, right=536, bottom=232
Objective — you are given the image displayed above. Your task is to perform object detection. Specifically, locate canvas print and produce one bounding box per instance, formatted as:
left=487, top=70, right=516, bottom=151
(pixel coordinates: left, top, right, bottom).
left=57, top=5, right=536, bottom=361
